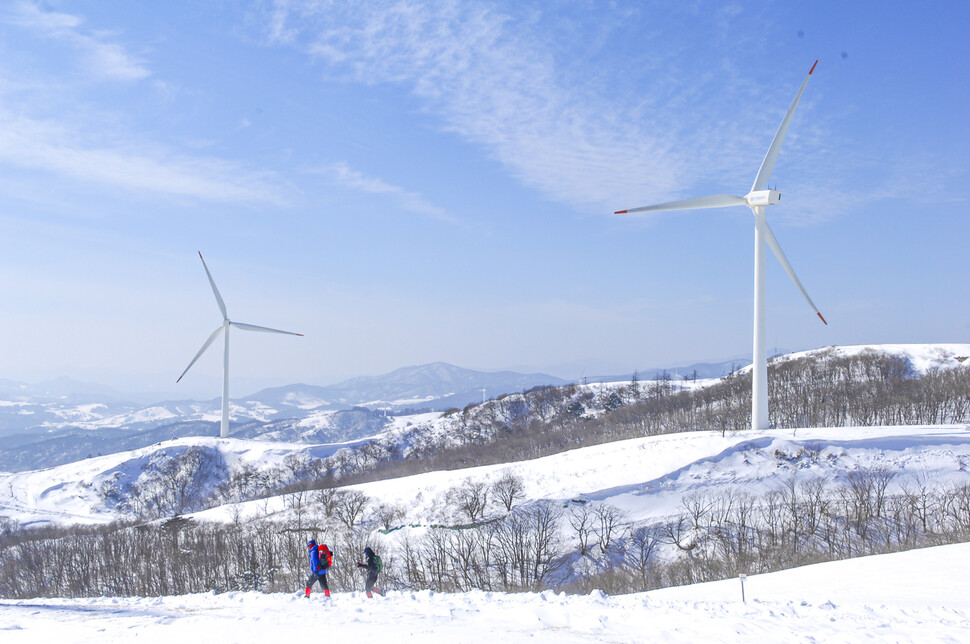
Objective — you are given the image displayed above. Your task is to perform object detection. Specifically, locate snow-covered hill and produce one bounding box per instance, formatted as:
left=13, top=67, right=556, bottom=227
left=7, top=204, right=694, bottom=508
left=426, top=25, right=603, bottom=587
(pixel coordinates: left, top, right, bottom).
left=1, top=542, right=969, bottom=642
left=188, top=424, right=970, bottom=532
left=770, top=343, right=970, bottom=372
left=5, top=421, right=970, bottom=532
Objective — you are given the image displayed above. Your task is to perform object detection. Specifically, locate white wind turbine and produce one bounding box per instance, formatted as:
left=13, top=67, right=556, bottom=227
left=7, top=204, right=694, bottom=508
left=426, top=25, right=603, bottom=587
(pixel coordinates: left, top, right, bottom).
left=615, top=61, right=826, bottom=432
left=177, top=252, right=303, bottom=438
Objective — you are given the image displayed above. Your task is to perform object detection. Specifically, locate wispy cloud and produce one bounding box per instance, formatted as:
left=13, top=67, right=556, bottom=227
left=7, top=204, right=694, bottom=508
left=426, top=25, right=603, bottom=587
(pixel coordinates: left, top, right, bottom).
left=316, top=162, right=459, bottom=224
left=4, top=1, right=150, bottom=81
left=0, top=109, right=291, bottom=204
left=261, top=1, right=687, bottom=214
left=260, top=1, right=927, bottom=225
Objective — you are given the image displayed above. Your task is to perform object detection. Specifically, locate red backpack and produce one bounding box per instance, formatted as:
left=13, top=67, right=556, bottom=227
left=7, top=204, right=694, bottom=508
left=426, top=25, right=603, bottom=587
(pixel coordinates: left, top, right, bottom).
left=319, top=544, right=333, bottom=568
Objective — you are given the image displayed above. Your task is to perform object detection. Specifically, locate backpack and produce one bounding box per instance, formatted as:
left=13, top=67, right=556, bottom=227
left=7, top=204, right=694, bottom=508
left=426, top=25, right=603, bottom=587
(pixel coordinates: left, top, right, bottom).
left=319, top=545, right=333, bottom=568
left=374, top=555, right=383, bottom=572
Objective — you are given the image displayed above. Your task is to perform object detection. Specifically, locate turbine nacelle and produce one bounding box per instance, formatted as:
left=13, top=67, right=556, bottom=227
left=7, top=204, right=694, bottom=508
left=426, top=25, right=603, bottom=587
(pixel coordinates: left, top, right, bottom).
left=745, top=189, right=781, bottom=208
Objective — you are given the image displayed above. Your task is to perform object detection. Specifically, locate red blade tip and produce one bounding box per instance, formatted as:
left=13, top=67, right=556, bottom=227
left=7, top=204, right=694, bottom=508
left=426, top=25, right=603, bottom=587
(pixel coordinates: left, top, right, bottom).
left=614, top=210, right=627, bottom=215
left=809, top=60, right=818, bottom=75
left=818, top=311, right=827, bottom=325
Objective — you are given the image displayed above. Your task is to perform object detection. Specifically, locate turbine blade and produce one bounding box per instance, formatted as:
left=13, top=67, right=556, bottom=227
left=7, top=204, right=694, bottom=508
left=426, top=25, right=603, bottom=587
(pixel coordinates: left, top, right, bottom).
left=198, top=252, right=228, bottom=321
left=750, top=60, right=818, bottom=193
left=764, top=221, right=827, bottom=325
left=615, top=194, right=745, bottom=215
left=177, top=326, right=225, bottom=382
left=231, top=321, right=303, bottom=336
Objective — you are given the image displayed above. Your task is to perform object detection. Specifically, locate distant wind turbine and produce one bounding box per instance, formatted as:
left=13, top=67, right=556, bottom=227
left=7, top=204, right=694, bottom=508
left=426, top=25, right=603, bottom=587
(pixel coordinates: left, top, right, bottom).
left=614, top=61, right=826, bottom=432
left=177, top=252, right=303, bottom=438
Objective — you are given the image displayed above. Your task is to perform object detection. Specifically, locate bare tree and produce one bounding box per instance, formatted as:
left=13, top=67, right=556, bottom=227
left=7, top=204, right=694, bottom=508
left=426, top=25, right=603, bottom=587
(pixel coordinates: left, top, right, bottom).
left=495, top=503, right=566, bottom=591
left=374, top=502, right=407, bottom=531
left=593, top=504, right=629, bottom=554
left=660, top=514, right=699, bottom=552
left=903, top=471, right=938, bottom=533
left=451, top=479, right=490, bottom=523
left=682, top=492, right=714, bottom=530
left=491, top=470, right=526, bottom=513
left=314, top=487, right=342, bottom=517
left=333, top=490, right=370, bottom=529
left=625, top=524, right=661, bottom=587
left=283, top=488, right=310, bottom=535
left=568, top=504, right=594, bottom=556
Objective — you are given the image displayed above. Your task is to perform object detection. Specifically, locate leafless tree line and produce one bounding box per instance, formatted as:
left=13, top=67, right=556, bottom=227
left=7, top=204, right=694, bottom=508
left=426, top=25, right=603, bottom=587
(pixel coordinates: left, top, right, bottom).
left=0, top=509, right=386, bottom=599
left=570, top=471, right=970, bottom=594
left=395, top=502, right=567, bottom=593
left=8, top=466, right=970, bottom=600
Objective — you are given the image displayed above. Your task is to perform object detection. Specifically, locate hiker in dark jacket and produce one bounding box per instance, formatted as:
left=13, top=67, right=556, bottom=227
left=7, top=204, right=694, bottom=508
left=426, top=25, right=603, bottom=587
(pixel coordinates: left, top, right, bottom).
left=304, top=539, right=332, bottom=598
left=355, top=546, right=382, bottom=598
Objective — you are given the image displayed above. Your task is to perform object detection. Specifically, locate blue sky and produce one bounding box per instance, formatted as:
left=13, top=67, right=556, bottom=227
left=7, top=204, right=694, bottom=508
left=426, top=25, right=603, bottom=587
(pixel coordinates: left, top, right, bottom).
left=1, top=1, right=967, bottom=397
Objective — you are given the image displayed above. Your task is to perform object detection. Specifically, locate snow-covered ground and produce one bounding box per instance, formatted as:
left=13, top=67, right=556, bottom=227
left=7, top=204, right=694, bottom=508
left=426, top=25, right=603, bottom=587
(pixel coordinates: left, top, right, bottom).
left=2, top=542, right=968, bottom=642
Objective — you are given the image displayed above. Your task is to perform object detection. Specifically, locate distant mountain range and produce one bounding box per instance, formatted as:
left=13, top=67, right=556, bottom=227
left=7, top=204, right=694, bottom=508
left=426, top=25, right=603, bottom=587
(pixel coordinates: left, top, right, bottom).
left=0, top=362, right=567, bottom=436
left=594, top=358, right=752, bottom=384
left=0, top=359, right=750, bottom=438
left=247, top=362, right=570, bottom=412
left=0, top=358, right=740, bottom=472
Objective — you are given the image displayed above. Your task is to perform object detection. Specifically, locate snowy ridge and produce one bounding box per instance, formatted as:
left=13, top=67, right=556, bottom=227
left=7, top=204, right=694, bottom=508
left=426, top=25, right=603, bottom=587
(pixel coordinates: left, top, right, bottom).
left=770, top=343, right=970, bottom=373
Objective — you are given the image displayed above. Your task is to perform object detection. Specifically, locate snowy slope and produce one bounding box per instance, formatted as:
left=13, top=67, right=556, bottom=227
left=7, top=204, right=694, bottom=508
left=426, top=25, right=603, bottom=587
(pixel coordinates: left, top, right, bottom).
left=1, top=542, right=969, bottom=642
left=5, top=423, right=970, bottom=530
left=0, top=436, right=366, bottom=526
left=185, top=424, right=970, bottom=530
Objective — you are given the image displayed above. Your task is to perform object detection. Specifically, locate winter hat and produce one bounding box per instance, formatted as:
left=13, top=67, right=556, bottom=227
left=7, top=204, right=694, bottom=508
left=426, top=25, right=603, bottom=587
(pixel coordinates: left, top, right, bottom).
left=307, top=539, right=316, bottom=546
left=364, top=547, right=373, bottom=556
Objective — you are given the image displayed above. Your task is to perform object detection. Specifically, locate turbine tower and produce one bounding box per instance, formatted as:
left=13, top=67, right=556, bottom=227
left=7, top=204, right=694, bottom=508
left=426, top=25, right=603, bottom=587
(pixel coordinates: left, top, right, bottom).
left=615, top=61, right=826, bottom=432
left=177, top=252, right=303, bottom=438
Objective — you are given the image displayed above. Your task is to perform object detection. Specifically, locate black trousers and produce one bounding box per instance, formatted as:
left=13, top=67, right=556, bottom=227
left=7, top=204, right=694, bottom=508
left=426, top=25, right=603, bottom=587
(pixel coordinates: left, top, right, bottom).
left=364, top=571, right=379, bottom=594
left=306, top=572, right=329, bottom=591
